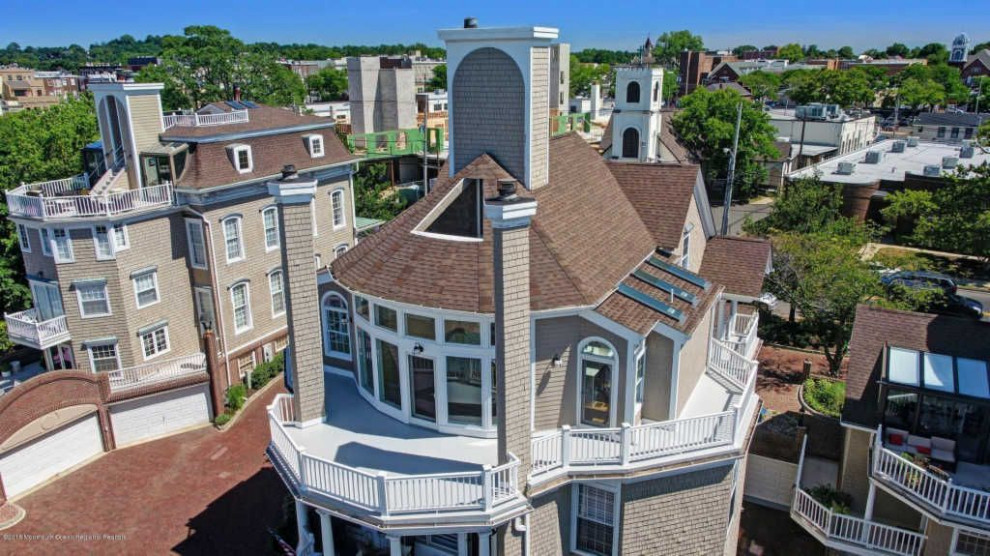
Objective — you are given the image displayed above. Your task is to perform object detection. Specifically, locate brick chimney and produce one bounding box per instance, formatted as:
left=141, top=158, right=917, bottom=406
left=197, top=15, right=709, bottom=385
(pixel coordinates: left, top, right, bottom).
left=268, top=165, right=324, bottom=426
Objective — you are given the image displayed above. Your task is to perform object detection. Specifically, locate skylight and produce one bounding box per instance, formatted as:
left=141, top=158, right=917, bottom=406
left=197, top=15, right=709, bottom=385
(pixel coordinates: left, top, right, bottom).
left=887, top=346, right=990, bottom=399
left=922, top=353, right=954, bottom=392
left=958, top=358, right=990, bottom=399
left=888, top=347, right=920, bottom=386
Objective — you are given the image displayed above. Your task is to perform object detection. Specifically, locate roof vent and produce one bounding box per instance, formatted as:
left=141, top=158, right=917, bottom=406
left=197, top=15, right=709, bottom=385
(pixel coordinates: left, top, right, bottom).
left=865, top=150, right=883, bottom=164
left=907, top=136, right=919, bottom=147
left=837, top=161, right=856, bottom=175
left=960, top=145, right=974, bottom=159
left=464, top=17, right=478, bottom=28
left=496, top=178, right=518, bottom=201
left=281, top=164, right=298, bottom=180
left=891, top=141, right=906, bottom=153
left=942, top=156, right=958, bottom=169
left=923, top=164, right=941, bottom=177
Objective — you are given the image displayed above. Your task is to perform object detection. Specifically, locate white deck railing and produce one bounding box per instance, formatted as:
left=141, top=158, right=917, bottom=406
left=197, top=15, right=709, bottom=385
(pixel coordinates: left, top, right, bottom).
left=267, top=394, right=521, bottom=517
left=163, top=109, right=249, bottom=129
left=708, top=338, right=758, bottom=391
left=792, top=488, right=926, bottom=556
left=3, top=309, right=69, bottom=349
left=725, top=311, right=759, bottom=358
left=107, top=353, right=207, bottom=392
left=7, top=182, right=173, bottom=220
left=872, top=435, right=990, bottom=526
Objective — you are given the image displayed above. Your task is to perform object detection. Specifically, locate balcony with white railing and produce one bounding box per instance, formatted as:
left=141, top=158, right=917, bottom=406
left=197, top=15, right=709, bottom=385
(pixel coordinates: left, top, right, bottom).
left=529, top=337, right=760, bottom=485
left=267, top=373, right=526, bottom=525
left=7, top=177, right=174, bottom=221
left=872, top=431, right=990, bottom=528
left=3, top=308, right=69, bottom=350
left=722, top=310, right=760, bottom=360
left=107, top=353, right=208, bottom=393
left=163, top=109, right=249, bottom=129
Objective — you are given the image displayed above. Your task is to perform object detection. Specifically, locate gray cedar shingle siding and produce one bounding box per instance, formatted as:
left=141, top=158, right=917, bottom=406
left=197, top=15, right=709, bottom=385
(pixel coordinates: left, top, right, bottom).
left=528, top=487, right=570, bottom=555
left=530, top=46, right=550, bottom=189
left=452, top=48, right=527, bottom=184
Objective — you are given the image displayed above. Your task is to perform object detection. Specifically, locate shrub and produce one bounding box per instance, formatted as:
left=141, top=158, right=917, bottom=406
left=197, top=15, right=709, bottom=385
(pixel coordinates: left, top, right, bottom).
left=807, top=483, right=853, bottom=514
left=803, top=377, right=845, bottom=417
left=251, top=352, right=285, bottom=390
left=214, top=412, right=232, bottom=426
left=226, top=384, right=247, bottom=412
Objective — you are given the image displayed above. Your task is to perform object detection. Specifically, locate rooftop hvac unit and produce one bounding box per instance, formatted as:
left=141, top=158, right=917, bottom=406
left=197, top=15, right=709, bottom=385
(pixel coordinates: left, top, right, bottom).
left=923, top=165, right=941, bottom=177
left=960, top=146, right=974, bottom=159
left=837, top=161, right=856, bottom=175
left=796, top=104, right=826, bottom=120
left=865, top=150, right=883, bottom=164
left=891, top=141, right=906, bottom=153
left=906, top=136, right=919, bottom=147
left=942, top=156, right=958, bottom=169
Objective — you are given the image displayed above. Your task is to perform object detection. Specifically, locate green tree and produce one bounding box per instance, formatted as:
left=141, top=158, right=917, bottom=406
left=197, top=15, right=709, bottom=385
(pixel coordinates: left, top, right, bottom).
left=738, top=71, right=781, bottom=103
left=569, top=55, right=609, bottom=97
left=427, top=64, right=446, bottom=90
left=783, top=69, right=824, bottom=104
left=652, top=30, right=704, bottom=68
left=885, top=43, right=910, bottom=58
left=135, top=63, right=191, bottom=111
left=672, top=87, right=779, bottom=200
left=662, top=71, right=678, bottom=101
left=973, top=41, right=990, bottom=54
left=305, top=67, right=348, bottom=102
left=898, top=77, right=944, bottom=109
left=837, top=46, right=855, bottom=59
left=804, top=44, right=822, bottom=58
left=744, top=175, right=853, bottom=237
left=353, top=162, right=407, bottom=221
left=732, top=45, right=758, bottom=57
left=777, top=43, right=805, bottom=63
left=929, top=64, right=970, bottom=106
left=916, top=43, right=949, bottom=64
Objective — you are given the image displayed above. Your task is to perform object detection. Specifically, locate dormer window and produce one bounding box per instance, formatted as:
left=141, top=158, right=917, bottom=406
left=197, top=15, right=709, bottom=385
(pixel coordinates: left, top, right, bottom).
left=305, top=134, right=325, bottom=158
left=227, top=144, right=253, bottom=173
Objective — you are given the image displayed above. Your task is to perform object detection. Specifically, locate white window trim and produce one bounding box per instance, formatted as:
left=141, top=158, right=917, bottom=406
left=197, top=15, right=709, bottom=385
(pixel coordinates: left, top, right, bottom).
left=331, top=188, right=346, bottom=230
left=92, top=225, right=116, bottom=261
left=112, top=223, right=129, bottom=251
left=230, top=280, right=253, bottom=334
left=16, top=224, right=31, bottom=253
left=322, top=292, right=352, bottom=361
left=679, top=225, right=692, bottom=269
left=311, top=200, right=319, bottom=237
left=132, top=269, right=160, bottom=309
left=305, top=133, right=325, bottom=158
left=139, top=323, right=171, bottom=361
left=268, top=269, right=286, bottom=318
left=87, top=341, right=121, bottom=373
left=76, top=282, right=111, bottom=318
left=229, top=144, right=253, bottom=174
left=51, top=228, right=74, bottom=263
left=221, top=215, right=245, bottom=264
left=333, top=243, right=349, bottom=259
left=261, top=205, right=280, bottom=252
left=576, top=336, right=620, bottom=428
left=570, top=482, right=621, bottom=556
left=185, top=218, right=208, bottom=270
left=40, top=228, right=52, bottom=256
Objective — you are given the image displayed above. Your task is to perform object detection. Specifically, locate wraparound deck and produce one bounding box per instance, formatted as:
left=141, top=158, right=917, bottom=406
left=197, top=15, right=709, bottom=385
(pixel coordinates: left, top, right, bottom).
left=7, top=177, right=173, bottom=221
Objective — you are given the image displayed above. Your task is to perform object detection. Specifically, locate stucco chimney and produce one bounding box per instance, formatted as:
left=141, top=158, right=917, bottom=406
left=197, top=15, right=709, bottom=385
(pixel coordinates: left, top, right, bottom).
left=268, top=165, right=324, bottom=426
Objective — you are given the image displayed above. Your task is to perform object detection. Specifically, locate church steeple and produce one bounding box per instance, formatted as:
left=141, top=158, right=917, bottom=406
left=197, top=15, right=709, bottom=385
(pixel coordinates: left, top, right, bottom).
left=610, top=36, right=664, bottom=162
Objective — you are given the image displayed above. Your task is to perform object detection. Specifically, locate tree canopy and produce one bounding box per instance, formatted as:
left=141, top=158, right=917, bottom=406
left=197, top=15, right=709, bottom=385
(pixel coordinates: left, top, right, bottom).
left=737, top=71, right=781, bottom=103
left=305, top=67, right=348, bottom=102
left=652, top=30, right=704, bottom=68
left=732, top=45, right=758, bottom=57
left=777, top=43, right=805, bottom=63
left=427, top=64, right=447, bottom=91
left=569, top=55, right=610, bottom=98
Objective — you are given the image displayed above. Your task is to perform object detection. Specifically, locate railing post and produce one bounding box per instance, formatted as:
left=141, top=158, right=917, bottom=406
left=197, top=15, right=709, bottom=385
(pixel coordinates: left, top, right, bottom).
left=297, top=447, right=307, bottom=490
left=376, top=472, right=389, bottom=516
left=620, top=422, right=632, bottom=466
left=482, top=464, right=493, bottom=512
left=561, top=425, right=571, bottom=469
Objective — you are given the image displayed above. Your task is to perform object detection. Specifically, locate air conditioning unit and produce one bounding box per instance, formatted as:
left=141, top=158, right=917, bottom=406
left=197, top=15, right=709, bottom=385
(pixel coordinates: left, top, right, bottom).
left=837, top=161, right=856, bottom=175
left=263, top=344, right=274, bottom=363
left=923, top=165, right=941, bottom=177
left=960, top=146, right=975, bottom=159
left=796, top=104, right=826, bottom=120
left=906, top=136, right=919, bottom=147
left=942, top=156, right=958, bottom=169
left=865, top=150, right=883, bottom=164
left=891, top=141, right=906, bottom=153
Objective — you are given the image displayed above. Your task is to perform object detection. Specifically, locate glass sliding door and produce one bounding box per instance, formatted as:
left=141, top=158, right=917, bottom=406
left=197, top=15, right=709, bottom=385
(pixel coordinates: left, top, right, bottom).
left=446, top=356, right=483, bottom=425
left=376, top=339, right=401, bottom=408
left=357, top=329, right=373, bottom=396
left=409, top=355, right=436, bottom=422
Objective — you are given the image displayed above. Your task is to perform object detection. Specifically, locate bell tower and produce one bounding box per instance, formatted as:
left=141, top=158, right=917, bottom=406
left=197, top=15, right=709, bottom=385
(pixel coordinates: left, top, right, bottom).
left=950, top=33, right=970, bottom=65
left=610, top=37, right=664, bottom=163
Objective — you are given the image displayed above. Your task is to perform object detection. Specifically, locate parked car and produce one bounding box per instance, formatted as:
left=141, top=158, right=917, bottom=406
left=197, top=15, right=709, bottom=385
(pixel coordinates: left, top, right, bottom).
left=881, top=271, right=983, bottom=319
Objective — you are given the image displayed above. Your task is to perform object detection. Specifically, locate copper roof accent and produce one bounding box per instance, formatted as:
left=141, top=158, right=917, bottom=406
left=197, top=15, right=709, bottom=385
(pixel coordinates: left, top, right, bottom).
left=699, top=236, right=771, bottom=298
left=161, top=103, right=334, bottom=140
left=606, top=161, right=702, bottom=250
left=594, top=254, right=722, bottom=336
left=843, top=305, right=990, bottom=428
left=332, top=133, right=657, bottom=313
left=175, top=128, right=356, bottom=190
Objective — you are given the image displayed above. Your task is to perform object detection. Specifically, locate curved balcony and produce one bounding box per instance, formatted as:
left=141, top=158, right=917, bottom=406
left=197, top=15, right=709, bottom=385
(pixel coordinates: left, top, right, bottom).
left=266, top=374, right=527, bottom=527
left=3, top=309, right=69, bottom=350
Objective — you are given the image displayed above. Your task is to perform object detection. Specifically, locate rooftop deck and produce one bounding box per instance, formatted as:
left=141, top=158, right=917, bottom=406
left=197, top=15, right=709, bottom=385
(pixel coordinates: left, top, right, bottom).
left=7, top=176, right=173, bottom=221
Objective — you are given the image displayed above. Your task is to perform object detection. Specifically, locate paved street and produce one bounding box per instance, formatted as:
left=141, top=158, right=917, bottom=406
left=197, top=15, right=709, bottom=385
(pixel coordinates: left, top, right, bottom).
left=709, top=199, right=774, bottom=236
left=1, top=384, right=287, bottom=555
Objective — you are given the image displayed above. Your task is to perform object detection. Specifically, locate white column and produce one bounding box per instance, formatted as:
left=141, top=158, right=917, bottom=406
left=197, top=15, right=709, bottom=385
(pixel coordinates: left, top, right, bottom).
left=319, top=511, right=334, bottom=556
left=457, top=533, right=468, bottom=555
left=295, top=499, right=310, bottom=555
left=478, top=531, right=492, bottom=556
left=388, top=535, right=402, bottom=556
left=864, top=483, right=877, bottom=520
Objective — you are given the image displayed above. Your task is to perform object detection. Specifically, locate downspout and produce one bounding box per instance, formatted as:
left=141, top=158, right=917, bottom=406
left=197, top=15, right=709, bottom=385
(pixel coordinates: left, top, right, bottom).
left=513, top=514, right=530, bottom=556
left=185, top=207, right=231, bottom=391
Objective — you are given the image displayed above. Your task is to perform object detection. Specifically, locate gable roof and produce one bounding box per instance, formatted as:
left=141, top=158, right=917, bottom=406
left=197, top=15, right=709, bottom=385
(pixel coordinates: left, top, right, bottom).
left=966, top=49, right=990, bottom=69
left=705, top=81, right=752, bottom=97
left=843, top=305, right=990, bottom=428
left=659, top=111, right=697, bottom=164
left=332, top=132, right=657, bottom=313
left=606, top=161, right=703, bottom=251
left=699, top=236, right=771, bottom=299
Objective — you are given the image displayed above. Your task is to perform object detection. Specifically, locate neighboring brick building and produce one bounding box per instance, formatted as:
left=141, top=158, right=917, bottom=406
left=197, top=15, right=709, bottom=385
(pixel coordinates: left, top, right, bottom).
left=679, top=50, right=737, bottom=95
left=3, top=82, right=359, bottom=498
left=267, top=20, right=772, bottom=556
left=962, top=49, right=990, bottom=83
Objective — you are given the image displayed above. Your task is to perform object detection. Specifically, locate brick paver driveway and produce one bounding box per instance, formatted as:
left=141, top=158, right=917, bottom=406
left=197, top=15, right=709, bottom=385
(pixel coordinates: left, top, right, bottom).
left=1, top=384, right=288, bottom=555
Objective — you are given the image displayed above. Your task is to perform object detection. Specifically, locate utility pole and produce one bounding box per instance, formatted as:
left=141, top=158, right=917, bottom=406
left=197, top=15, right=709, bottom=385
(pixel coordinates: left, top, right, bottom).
left=721, top=102, right=743, bottom=236
left=421, top=118, right=429, bottom=197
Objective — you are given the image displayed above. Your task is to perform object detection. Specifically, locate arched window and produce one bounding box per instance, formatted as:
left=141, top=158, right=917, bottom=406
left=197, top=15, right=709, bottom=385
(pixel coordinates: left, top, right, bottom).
left=578, top=338, right=617, bottom=427
left=622, top=128, right=640, bottom=159
left=331, top=189, right=346, bottom=229
left=626, top=81, right=641, bottom=104
left=322, top=293, right=351, bottom=359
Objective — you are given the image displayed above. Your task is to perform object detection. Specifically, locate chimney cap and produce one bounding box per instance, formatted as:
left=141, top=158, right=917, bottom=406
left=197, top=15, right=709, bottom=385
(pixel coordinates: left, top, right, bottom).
left=496, top=178, right=518, bottom=200
left=281, top=164, right=298, bottom=180
left=464, top=17, right=478, bottom=28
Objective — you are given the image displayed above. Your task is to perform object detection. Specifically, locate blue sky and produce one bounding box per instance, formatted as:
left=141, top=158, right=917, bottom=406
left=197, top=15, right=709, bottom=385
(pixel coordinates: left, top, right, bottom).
left=3, top=0, right=987, bottom=52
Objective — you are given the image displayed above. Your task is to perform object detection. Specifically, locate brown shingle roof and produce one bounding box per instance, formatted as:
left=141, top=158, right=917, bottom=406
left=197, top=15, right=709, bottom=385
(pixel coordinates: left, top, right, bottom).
left=161, top=104, right=333, bottom=140
left=332, top=133, right=657, bottom=313
left=606, top=161, right=702, bottom=250
left=699, top=236, right=771, bottom=298
left=843, top=305, right=990, bottom=428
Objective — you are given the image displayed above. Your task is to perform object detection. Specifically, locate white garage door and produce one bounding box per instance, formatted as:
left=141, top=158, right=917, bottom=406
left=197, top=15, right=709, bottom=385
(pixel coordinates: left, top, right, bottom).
left=0, top=414, right=103, bottom=498
left=110, top=385, right=212, bottom=447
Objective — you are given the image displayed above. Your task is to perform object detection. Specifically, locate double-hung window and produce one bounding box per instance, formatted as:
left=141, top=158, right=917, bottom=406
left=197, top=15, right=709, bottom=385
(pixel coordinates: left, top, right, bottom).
left=185, top=219, right=207, bottom=269
left=132, top=269, right=160, bottom=308
left=88, top=342, right=120, bottom=372
left=77, top=282, right=110, bottom=317
left=140, top=323, right=170, bottom=359
left=262, top=207, right=280, bottom=251
left=331, top=189, right=345, bottom=229
left=51, top=228, right=74, bottom=263
left=306, top=134, right=325, bottom=158
left=112, top=224, right=128, bottom=251
left=230, top=145, right=253, bottom=173
left=40, top=228, right=53, bottom=256
left=222, top=216, right=244, bottom=263
left=268, top=270, right=286, bottom=317
left=574, top=484, right=617, bottom=556
left=16, top=224, right=31, bottom=252
left=93, top=225, right=115, bottom=260
left=231, top=282, right=252, bottom=333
